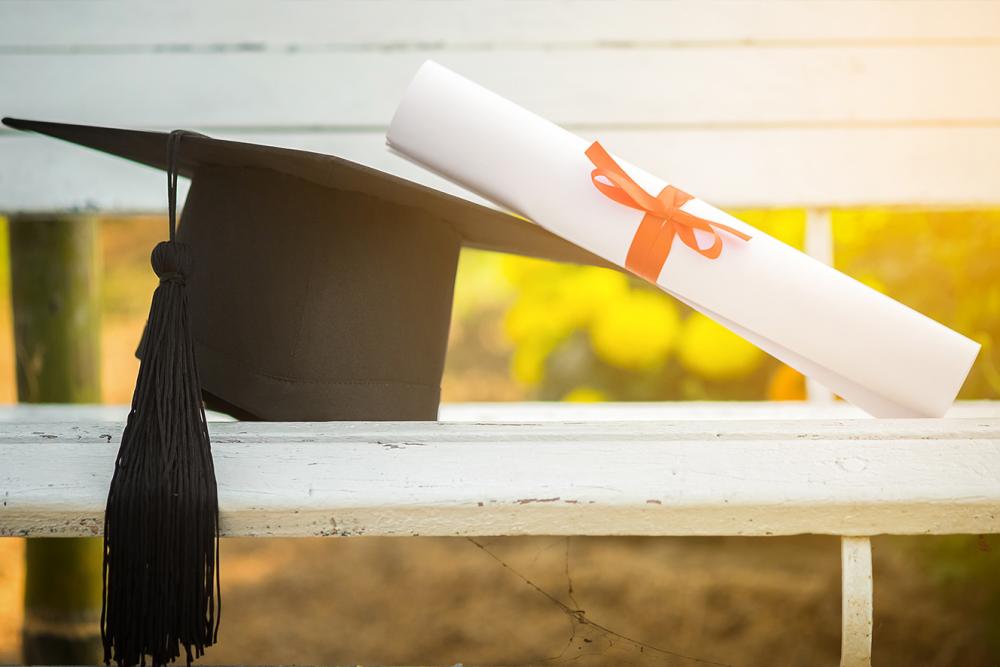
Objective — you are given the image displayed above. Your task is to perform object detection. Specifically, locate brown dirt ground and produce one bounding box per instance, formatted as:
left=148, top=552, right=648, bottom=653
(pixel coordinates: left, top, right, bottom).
left=1, top=535, right=997, bottom=666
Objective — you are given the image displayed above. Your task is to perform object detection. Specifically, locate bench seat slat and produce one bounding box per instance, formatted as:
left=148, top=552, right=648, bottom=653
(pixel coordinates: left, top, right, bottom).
left=3, top=417, right=998, bottom=538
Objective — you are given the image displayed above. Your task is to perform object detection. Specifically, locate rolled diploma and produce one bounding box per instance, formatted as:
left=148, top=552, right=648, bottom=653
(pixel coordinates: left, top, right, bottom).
left=387, top=61, right=980, bottom=417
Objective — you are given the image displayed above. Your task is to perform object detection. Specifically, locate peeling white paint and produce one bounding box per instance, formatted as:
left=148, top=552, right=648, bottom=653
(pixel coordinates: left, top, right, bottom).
left=2, top=411, right=998, bottom=538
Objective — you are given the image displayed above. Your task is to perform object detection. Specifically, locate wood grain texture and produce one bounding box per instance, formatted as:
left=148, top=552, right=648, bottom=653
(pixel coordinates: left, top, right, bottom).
left=5, top=126, right=1000, bottom=212
left=3, top=1, right=999, bottom=47
left=4, top=48, right=998, bottom=127
left=2, top=0, right=999, bottom=211
left=3, top=415, right=999, bottom=538
left=840, top=537, right=874, bottom=667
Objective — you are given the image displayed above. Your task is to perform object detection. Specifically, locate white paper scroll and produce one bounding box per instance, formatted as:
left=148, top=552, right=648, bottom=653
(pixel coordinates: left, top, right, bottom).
left=387, top=61, right=980, bottom=417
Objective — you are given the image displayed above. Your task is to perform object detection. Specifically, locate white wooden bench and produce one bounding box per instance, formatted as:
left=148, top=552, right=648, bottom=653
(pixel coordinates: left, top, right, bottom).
left=3, top=402, right=1000, bottom=667
left=3, top=2, right=1000, bottom=666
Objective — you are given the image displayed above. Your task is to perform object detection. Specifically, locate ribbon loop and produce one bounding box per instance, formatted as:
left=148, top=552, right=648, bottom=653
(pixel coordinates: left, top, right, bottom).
left=585, top=141, right=750, bottom=282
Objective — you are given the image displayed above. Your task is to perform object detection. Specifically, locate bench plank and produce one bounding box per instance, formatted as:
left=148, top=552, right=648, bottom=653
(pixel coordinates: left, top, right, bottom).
left=3, top=416, right=998, bottom=538
left=4, top=48, right=998, bottom=128
left=4, top=0, right=999, bottom=47
left=5, top=126, right=1000, bottom=213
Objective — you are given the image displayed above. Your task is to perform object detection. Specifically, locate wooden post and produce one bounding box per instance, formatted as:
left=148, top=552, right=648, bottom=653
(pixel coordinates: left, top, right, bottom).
left=8, top=215, right=104, bottom=665
left=840, top=536, right=874, bottom=667
left=804, top=208, right=836, bottom=404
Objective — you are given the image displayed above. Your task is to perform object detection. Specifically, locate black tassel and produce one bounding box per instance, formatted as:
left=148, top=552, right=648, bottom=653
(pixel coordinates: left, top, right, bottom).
left=102, top=131, right=220, bottom=667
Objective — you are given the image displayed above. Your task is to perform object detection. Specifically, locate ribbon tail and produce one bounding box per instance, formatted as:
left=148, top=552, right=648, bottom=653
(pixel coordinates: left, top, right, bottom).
left=626, top=214, right=676, bottom=282
left=711, top=221, right=752, bottom=242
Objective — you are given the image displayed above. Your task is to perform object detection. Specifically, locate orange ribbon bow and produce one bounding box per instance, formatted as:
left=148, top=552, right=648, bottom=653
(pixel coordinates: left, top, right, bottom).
left=585, top=142, right=751, bottom=283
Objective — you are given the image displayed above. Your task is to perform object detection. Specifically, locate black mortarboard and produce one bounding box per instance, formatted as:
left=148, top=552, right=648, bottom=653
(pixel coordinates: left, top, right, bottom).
left=2, top=117, right=611, bottom=667
left=3, top=117, right=610, bottom=421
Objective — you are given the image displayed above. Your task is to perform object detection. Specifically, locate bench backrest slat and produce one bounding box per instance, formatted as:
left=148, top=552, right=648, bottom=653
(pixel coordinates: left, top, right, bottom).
left=2, top=0, right=999, bottom=212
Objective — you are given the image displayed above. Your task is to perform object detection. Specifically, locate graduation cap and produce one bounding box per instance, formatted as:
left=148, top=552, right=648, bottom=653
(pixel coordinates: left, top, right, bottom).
left=2, top=117, right=610, bottom=666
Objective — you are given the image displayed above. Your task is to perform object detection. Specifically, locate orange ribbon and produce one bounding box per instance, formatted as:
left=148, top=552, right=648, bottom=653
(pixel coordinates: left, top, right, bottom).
left=585, top=142, right=751, bottom=283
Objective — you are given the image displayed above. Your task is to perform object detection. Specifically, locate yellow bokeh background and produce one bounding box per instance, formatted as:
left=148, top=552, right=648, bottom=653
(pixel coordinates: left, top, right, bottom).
left=445, top=206, right=1000, bottom=405
left=0, top=207, right=998, bottom=405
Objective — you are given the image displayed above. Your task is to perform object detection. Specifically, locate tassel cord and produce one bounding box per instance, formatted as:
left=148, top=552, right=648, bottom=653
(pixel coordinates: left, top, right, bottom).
left=101, top=131, right=221, bottom=667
